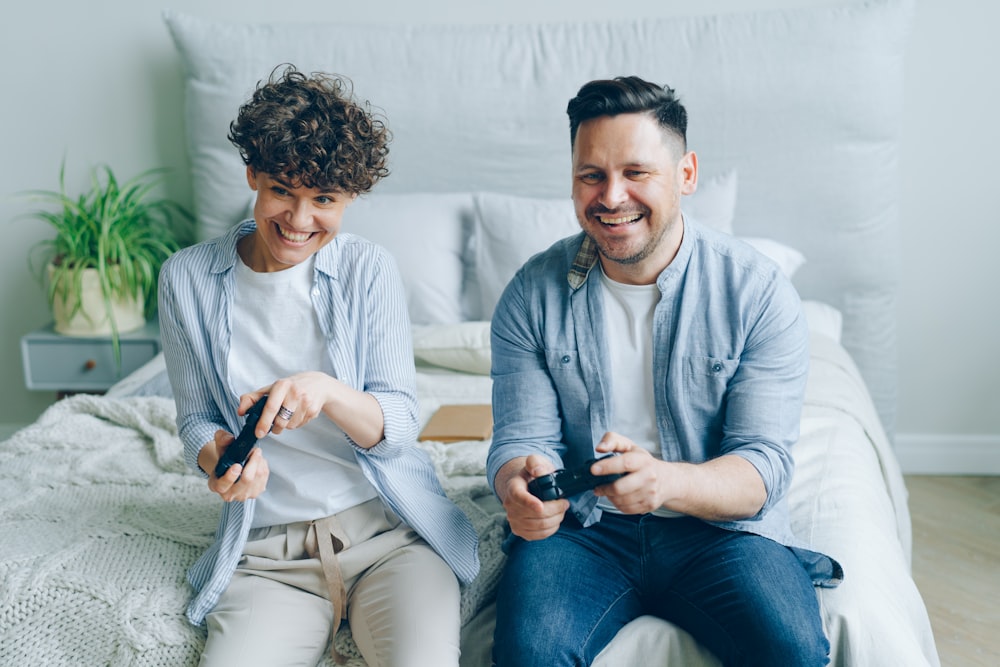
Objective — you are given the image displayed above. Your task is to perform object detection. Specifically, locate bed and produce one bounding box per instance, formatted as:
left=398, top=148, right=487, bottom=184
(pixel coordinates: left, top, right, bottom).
left=0, top=0, right=940, bottom=665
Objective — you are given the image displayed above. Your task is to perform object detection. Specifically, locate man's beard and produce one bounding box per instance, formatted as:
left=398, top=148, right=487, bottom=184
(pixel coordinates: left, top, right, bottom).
left=587, top=213, right=672, bottom=266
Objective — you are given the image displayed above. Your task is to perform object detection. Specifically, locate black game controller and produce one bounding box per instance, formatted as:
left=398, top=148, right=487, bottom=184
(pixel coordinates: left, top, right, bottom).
left=527, top=454, right=624, bottom=501
left=213, top=396, right=269, bottom=479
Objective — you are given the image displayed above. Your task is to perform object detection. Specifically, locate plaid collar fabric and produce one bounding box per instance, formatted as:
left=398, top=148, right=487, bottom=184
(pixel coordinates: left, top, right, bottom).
left=567, top=235, right=599, bottom=290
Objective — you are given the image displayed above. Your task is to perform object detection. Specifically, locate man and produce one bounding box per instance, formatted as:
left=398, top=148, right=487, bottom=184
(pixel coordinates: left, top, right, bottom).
left=487, top=76, right=841, bottom=666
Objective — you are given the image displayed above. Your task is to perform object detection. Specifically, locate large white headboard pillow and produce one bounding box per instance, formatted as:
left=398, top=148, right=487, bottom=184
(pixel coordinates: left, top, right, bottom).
left=165, top=0, right=913, bottom=433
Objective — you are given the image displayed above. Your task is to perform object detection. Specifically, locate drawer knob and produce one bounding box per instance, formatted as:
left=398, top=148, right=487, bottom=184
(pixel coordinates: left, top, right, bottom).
left=84, top=359, right=97, bottom=371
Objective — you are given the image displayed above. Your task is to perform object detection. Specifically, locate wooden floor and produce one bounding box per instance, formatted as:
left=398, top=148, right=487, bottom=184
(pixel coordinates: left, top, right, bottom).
left=906, top=475, right=1000, bottom=666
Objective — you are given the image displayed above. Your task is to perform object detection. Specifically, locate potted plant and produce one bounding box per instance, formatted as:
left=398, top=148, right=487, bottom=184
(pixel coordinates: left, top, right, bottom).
left=24, top=161, right=193, bottom=361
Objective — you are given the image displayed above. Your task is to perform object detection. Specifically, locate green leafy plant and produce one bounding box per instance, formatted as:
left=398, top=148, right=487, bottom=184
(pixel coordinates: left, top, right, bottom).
left=24, top=162, right=193, bottom=361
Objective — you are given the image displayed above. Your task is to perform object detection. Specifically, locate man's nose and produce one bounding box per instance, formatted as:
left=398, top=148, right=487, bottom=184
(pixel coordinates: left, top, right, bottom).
left=599, top=176, right=629, bottom=209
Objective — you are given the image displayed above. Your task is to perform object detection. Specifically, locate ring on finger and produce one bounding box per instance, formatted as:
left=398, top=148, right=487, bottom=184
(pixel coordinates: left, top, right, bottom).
left=277, top=405, right=294, bottom=421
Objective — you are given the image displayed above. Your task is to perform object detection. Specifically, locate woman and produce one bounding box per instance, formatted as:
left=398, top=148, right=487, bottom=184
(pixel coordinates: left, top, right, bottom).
left=159, top=65, right=479, bottom=667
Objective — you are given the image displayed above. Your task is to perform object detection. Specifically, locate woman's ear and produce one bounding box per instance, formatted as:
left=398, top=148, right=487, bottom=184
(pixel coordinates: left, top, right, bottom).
left=246, top=165, right=258, bottom=191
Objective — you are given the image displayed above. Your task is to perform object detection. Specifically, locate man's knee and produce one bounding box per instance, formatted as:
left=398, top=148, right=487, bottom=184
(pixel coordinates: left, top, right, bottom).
left=753, top=623, right=829, bottom=667
left=492, top=608, right=584, bottom=667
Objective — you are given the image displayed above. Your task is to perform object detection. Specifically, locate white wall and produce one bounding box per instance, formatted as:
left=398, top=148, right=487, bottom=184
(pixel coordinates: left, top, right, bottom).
left=1, top=0, right=997, bottom=470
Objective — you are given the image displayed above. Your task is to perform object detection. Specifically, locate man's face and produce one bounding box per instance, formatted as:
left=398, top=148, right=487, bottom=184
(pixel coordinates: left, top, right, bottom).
left=242, top=167, right=355, bottom=273
left=571, top=112, right=697, bottom=284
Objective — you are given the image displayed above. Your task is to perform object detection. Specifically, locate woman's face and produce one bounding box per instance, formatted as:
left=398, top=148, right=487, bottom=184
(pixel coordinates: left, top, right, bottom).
left=241, top=167, right=355, bottom=273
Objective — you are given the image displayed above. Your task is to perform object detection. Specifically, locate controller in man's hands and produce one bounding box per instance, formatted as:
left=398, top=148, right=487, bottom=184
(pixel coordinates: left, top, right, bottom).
left=527, top=454, right=624, bottom=501
left=213, top=395, right=269, bottom=479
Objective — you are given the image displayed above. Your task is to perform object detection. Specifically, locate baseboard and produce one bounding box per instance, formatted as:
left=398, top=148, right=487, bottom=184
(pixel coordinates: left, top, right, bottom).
left=895, top=433, right=1000, bottom=475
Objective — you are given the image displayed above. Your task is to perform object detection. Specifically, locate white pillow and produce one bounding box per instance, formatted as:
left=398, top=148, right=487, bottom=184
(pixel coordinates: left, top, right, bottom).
left=340, top=192, right=474, bottom=325
left=801, top=300, right=844, bottom=343
left=684, top=169, right=738, bottom=235
left=740, top=237, right=807, bottom=280
left=470, top=170, right=739, bottom=320
left=412, top=321, right=491, bottom=375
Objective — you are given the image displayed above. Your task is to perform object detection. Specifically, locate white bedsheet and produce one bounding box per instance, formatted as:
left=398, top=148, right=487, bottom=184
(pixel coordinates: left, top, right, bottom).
left=0, top=334, right=937, bottom=666
left=421, top=334, right=938, bottom=667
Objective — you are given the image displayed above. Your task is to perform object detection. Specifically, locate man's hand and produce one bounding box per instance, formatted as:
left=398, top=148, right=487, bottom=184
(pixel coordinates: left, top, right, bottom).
left=495, top=455, right=569, bottom=541
left=199, top=429, right=270, bottom=502
left=589, top=432, right=670, bottom=514
left=590, top=431, right=767, bottom=521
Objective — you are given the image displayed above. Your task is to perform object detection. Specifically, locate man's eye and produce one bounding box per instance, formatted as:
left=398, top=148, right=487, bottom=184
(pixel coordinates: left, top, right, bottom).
left=272, top=187, right=289, bottom=196
left=316, top=196, right=334, bottom=205
left=580, top=173, right=602, bottom=183
left=626, top=171, right=647, bottom=179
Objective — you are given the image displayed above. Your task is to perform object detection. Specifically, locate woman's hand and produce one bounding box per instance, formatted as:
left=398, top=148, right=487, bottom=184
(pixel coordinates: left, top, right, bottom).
left=240, top=372, right=386, bottom=448
left=239, top=372, right=334, bottom=436
left=199, top=429, right=270, bottom=502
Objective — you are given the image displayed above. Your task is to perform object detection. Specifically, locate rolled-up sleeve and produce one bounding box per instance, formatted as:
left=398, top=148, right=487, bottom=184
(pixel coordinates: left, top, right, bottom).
left=486, top=273, right=567, bottom=492
left=343, top=247, right=420, bottom=458
left=158, top=252, right=230, bottom=474
left=720, top=271, right=809, bottom=515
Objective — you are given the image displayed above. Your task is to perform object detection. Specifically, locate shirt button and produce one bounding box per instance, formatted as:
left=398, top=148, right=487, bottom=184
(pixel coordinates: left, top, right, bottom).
left=561, top=355, right=571, bottom=364
left=712, top=362, right=723, bottom=373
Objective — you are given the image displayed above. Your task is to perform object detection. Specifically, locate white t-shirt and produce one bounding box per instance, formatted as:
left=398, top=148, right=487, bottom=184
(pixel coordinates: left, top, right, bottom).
left=229, top=254, right=378, bottom=528
left=598, top=265, right=681, bottom=518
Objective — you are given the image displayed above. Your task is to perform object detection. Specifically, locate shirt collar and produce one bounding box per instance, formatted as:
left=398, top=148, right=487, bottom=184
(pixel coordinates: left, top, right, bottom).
left=210, top=220, right=256, bottom=274
left=567, top=234, right=599, bottom=290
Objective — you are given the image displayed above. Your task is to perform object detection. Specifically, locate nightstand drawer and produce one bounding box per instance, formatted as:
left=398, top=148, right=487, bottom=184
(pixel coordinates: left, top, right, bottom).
left=21, top=322, right=161, bottom=392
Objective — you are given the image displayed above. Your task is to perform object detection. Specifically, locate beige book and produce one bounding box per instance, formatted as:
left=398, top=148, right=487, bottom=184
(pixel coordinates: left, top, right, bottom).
left=419, top=404, right=493, bottom=443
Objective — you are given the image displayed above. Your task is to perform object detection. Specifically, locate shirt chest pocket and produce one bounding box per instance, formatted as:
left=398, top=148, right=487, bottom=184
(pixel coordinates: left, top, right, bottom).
left=545, top=349, right=590, bottom=410
left=682, top=356, right=739, bottom=432
left=546, top=349, right=581, bottom=379
left=685, top=356, right=739, bottom=380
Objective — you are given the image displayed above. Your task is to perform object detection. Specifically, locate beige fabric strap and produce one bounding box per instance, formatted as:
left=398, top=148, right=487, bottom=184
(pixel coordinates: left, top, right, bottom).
left=306, top=514, right=350, bottom=665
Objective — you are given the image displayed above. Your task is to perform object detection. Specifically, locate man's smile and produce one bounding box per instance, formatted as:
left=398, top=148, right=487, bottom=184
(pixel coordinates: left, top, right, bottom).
left=596, top=212, right=643, bottom=226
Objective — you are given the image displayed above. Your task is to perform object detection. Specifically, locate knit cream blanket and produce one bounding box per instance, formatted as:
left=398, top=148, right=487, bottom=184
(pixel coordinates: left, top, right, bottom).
left=0, top=395, right=505, bottom=666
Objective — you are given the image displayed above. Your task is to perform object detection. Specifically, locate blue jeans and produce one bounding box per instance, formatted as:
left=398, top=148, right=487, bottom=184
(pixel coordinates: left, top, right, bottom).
left=492, top=513, right=829, bottom=667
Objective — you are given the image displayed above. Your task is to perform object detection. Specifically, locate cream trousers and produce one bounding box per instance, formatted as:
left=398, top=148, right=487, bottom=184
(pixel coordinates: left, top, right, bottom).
left=199, top=497, right=461, bottom=667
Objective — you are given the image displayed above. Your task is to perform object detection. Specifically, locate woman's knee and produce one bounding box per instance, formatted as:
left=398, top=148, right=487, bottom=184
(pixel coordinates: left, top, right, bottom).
left=349, top=544, right=461, bottom=667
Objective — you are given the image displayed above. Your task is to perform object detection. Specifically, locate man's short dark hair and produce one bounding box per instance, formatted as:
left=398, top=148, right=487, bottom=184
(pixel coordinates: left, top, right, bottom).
left=228, top=64, right=390, bottom=194
left=566, top=76, right=687, bottom=150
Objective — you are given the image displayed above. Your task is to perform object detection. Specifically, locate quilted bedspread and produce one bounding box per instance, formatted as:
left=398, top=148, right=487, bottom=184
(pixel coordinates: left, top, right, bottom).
left=0, top=393, right=503, bottom=667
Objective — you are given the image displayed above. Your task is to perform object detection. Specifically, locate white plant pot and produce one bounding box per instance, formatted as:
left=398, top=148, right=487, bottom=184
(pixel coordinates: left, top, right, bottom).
left=48, top=265, right=146, bottom=337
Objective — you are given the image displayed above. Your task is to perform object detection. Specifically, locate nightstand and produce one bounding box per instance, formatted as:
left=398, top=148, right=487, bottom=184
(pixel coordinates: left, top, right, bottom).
left=21, top=320, right=161, bottom=394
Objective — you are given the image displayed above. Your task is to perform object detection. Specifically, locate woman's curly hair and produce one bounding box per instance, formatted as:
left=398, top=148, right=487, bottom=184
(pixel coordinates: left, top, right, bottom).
left=228, top=65, right=390, bottom=194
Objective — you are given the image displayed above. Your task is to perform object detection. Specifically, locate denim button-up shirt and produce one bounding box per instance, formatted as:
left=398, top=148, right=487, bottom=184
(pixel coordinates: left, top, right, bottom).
left=487, top=219, right=841, bottom=586
left=159, top=221, right=480, bottom=625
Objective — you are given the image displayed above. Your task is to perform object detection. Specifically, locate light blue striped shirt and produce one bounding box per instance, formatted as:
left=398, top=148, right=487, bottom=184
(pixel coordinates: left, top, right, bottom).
left=159, top=220, right=480, bottom=625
